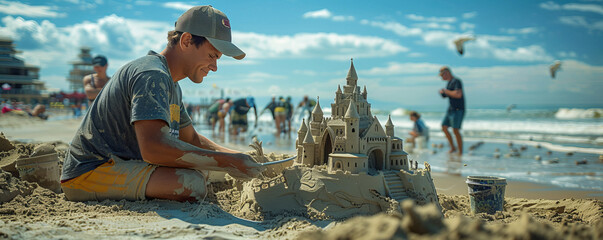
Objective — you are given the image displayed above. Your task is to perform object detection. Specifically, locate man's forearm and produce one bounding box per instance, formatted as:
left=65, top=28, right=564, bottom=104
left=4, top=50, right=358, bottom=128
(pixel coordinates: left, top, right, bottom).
left=192, top=132, right=240, bottom=153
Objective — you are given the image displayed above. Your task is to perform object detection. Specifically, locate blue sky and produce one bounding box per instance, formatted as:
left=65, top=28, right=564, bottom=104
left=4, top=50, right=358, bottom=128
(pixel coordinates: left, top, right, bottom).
left=1, top=0, right=602, bottom=110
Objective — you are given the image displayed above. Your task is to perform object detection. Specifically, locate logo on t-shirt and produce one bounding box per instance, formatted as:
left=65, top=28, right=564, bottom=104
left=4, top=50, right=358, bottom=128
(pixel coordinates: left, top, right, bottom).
left=169, top=104, right=180, bottom=138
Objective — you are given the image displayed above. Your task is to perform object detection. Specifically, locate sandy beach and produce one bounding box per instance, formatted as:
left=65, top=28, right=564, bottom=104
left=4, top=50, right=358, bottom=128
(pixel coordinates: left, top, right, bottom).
left=1, top=114, right=601, bottom=239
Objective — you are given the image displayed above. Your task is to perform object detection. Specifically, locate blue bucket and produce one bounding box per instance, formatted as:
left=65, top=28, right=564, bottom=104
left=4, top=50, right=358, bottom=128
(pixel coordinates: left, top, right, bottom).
left=466, top=176, right=507, bottom=214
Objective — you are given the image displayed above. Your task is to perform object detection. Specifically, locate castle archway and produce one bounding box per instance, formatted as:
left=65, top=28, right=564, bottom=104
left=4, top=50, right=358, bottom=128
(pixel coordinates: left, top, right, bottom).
left=319, top=130, right=333, bottom=166
left=368, top=148, right=384, bottom=170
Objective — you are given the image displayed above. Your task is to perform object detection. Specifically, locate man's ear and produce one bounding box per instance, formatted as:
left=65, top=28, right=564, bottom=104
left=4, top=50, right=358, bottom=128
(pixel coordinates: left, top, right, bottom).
left=179, top=32, right=192, bottom=49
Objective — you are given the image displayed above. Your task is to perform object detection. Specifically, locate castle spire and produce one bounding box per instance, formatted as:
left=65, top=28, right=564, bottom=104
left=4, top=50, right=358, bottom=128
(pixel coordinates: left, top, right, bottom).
left=346, top=58, right=358, bottom=86
left=385, top=114, right=394, bottom=137
left=336, top=84, right=342, bottom=93
left=298, top=118, right=308, bottom=133
left=362, top=85, right=367, bottom=99
left=345, top=99, right=359, bottom=119
left=385, top=114, right=393, bottom=127
left=312, top=96, right=323, bottom=117
left=303, top=124, right=315, bottom=143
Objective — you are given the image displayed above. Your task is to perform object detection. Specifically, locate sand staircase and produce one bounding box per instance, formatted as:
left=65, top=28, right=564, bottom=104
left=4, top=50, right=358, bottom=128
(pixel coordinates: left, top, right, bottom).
left=383, top=171, right=409, bottom=202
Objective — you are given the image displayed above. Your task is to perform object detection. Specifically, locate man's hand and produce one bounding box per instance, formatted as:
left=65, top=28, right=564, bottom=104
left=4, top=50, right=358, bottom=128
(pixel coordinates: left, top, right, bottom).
left=225, top=153, right=265, bottom=179
left=439, top=89, right=447, bottom=98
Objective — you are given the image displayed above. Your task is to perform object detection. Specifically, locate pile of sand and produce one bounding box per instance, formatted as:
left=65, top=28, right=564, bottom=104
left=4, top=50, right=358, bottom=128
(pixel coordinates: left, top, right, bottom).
left=299, top=199, right=602, bottom=240
left=1, top=134, right=602, bottom=239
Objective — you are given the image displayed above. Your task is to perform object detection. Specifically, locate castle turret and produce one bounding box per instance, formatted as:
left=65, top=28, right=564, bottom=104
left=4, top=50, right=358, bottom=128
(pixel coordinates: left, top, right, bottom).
left=310, top=97, right=323, bottom=137
left=385, top=114, right=394, bottom=137
left=346, top=58, right=358, bottom=87
left=297, top=118, right=308, bottom=144
left=362, top=85, right=367, bottom=100
left=302, top=122, right=315, bottom=166
left=344, top=99, right=360, bottom=153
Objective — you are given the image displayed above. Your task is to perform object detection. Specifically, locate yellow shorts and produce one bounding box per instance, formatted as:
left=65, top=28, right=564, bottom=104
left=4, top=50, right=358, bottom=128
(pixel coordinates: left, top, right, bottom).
left=61, top=156, right=156, bottom=202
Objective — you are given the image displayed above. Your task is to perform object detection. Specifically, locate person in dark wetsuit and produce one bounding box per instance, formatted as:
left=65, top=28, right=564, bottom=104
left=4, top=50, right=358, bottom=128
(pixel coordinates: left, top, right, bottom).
left=83, top=55, right=110, bottom=106
left=230, top=97, right=257, bottom=135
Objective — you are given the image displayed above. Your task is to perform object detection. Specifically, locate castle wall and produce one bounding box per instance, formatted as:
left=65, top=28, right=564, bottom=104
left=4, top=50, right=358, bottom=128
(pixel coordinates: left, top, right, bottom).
left=328, top=153, right=368, bottom=173
left=395, top=168, right=439, bottom=206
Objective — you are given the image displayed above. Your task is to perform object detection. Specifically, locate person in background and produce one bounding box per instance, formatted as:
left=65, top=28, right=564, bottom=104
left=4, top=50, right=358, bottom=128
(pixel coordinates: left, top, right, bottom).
left=273, top=96, right=287, bottom=135
left=230, top=97, right=257, bottom=135
left=259, top=95, right=278, bottom=129
left=296, top=95, right=316, bottom=122
left=284, top=96, right=293, bottom=135
left=219, top=98, right=232, bottom=134
left=83, top=55, right=110, bottom=105
left=439, top=66, right=465, bottom=155
left=407, top=111, right=428, bottom=147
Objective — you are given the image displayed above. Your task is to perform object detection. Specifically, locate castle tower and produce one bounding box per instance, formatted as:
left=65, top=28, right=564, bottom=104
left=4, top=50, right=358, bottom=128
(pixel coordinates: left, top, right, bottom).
left=344, top=99, right=360, bottom=153
left=310, top=97, right=323, bottom=137
left=362, top=85, right=367, bottom=100
left=302, top=122, right=315, bottom=166
left=385, top=115, right=394, bottom=137
left=346, top=58, right=358, bottom=87
left=297, top=118, right=308, bottom=145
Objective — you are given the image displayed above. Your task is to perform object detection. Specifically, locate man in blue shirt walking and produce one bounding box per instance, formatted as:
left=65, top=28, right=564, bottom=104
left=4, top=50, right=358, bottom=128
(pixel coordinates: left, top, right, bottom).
left=439, top=66, right=465, bottom=155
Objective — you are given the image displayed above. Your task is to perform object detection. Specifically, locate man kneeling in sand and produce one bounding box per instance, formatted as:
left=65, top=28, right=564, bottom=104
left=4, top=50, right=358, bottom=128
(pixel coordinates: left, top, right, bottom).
left=60, top=6, right=264, bottom=202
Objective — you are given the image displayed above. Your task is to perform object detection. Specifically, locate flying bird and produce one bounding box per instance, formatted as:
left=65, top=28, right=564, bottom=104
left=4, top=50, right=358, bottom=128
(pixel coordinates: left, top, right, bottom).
left=549, top=60, right=562, bottom=78
left=453, top=36, right=475, bottom=55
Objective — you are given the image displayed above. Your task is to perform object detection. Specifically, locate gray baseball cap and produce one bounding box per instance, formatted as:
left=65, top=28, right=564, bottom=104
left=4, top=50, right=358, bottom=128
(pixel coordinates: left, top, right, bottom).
left=175, top=5, right=245, bottom=60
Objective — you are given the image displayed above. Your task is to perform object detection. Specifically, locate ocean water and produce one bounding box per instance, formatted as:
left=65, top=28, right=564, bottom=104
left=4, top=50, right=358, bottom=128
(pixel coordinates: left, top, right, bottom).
left=193, top=107, right=603, bottom=192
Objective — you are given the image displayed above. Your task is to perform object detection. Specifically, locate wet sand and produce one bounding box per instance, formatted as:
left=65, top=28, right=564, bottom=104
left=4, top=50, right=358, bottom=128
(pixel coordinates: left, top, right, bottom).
left=1, top=115, right=601, bottom=239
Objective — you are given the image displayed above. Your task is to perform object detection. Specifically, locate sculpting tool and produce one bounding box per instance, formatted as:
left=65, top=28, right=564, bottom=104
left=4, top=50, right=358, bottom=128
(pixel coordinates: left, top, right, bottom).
left=260, top=155, right=297, bottom=166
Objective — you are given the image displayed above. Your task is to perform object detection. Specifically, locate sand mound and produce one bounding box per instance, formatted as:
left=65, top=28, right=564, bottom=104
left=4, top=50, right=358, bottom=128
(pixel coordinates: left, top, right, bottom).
left=0, top=134, right=67, bottom=178
left=299, top=199, right=603, bottom=240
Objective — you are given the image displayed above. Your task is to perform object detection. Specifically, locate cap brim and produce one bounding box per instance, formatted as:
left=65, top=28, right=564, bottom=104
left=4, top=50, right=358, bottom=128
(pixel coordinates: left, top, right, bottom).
left=207, top=38, right=245, bottom=60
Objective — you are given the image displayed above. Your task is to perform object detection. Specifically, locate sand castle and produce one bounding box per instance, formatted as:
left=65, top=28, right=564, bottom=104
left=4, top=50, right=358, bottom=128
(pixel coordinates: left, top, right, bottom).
left=239, top=60, right=440, bottom=219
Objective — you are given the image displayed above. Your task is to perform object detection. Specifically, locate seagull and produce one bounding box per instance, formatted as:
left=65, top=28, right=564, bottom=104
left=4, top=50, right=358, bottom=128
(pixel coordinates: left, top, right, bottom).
left=549, top=60, right=562, bottom=78
left=453, top=36, right=475, bottom=55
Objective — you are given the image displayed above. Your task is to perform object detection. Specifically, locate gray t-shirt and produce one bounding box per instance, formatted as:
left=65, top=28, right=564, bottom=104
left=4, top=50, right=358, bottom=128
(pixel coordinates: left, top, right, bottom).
left=61, top=51, right=191, bottom=181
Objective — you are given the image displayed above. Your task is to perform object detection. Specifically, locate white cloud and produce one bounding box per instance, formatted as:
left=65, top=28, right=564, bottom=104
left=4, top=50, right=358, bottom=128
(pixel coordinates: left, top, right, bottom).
left=559, top=15, right=603, bottom=30
left=413, top=22, right=454, bottom=30
left=460, top=22, right=476, bottom=31
left=233, top=31, right=409, bottom=60
left=162, top=2, right=194, bottom=11
left=360, top=19, right=422, bottom=36
left=303, top=9, right=354, bottom=22
left=462, top=12, right=477, bottom=19
left=362, top=19, right=551, bottom=62
left=364, top=62, right=442, bottom=75
left=303, top=9, right=332, bottom=19
left=406, top=14, right=457, bottom=23
left=558, top=51, right=577, bottom=58
left=0, top=15, right=171, bottom=89
left=500, top=27, right=539, bottom=34
left=540, top=1, right=603, bottom=15
left=0, top=0, right=66, bottom=18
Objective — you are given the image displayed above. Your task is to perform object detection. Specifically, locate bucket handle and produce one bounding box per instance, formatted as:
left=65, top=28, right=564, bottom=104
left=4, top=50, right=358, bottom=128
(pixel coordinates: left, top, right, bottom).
left=468, top=188, right=493, bottom=196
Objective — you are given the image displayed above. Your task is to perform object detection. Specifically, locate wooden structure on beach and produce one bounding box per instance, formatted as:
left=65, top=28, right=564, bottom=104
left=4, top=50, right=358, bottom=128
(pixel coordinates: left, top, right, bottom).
left=0, top=37, right=49, bottom=104
left=66, top=47, right=94, bottom=92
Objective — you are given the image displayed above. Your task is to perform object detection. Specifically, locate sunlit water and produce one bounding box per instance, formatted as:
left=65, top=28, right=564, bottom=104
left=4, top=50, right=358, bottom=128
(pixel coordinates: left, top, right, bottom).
left=192, top=107, right=602, bottom=191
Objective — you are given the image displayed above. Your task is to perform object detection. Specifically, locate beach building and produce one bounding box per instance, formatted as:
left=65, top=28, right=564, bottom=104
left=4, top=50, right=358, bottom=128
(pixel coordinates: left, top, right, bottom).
left=296, top=59, right=408, bottom=173
left=66, top=47, right=94, bottom=92
left=0, top=37, right=48, bottom=104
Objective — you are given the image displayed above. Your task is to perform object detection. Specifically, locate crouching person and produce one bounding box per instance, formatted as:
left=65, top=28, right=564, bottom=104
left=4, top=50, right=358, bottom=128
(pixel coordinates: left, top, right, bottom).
left=60, top=5, right=264, bottom=202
